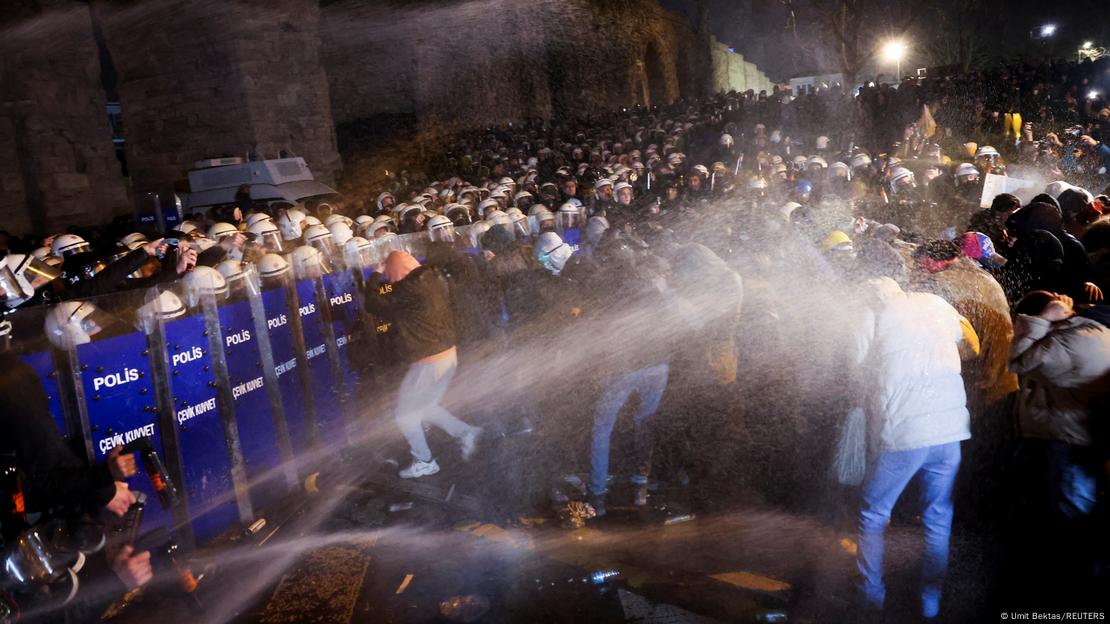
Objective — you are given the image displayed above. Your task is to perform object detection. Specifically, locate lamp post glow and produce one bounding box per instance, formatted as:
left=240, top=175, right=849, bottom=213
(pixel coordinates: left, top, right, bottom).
left=882, top=40, right=907, bottom=81
left=1040, top=24, right=1057, bottom=38
left=1083, top=41, right=1094, bottom=50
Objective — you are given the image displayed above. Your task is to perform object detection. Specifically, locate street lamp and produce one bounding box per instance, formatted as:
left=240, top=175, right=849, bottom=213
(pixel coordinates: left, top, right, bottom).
left=1040, top=24, right=1057, bottom=38
left=882, top=40, right=907, bottom=81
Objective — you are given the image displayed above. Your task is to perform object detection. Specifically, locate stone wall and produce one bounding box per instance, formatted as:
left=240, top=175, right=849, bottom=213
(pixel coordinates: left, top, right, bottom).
left=709, top=37, right=775, bottom=95
left=92, top=0, right=342, bottom=194
left=0, top=1, right=129, bottom=235
left=321, top=0, right=708, bottom=130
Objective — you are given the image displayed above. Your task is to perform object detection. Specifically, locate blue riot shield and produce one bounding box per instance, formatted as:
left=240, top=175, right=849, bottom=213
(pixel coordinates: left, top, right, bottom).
left=214, top=283, right=289, bottom=511
left=561, top=226, right=583, bottom=253
left=321, top=269, right=363, bottom=431
left=259, top=284, right=316, bottom=461
left=19, top=350, right=67, bottom=438
left=155, top=305, right=244, bottom=544
left=294, top=278, right=347, bottom=439
left=65, top=305, right=172, bottom=537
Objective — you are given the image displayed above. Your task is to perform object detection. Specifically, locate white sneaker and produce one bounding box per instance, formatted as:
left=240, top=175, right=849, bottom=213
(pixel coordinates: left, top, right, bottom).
left=399, top=459, right=440, bottom=479
left=459, top=427, right=482, bottom=462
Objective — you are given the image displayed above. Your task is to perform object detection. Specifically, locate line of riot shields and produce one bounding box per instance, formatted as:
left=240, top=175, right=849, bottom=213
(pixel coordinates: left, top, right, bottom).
left=5, top=227, right=486, bottom=549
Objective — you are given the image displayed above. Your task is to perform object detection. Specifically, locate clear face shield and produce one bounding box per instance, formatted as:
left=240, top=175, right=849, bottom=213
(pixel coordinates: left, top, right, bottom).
left=67, top=302, right=117, bottom=339
left=0, top=266, right=28, bottom=307
left=16, top=255, right=62, bottom=288
left=309, top=235, right=336, bottom=258
left=428, top=223, right=457, bottom=243
left=556, top=210, right=582, bottom=233
left=507, top=215, right=528, bottom=239
left=259, top=229, right=285, bottom=254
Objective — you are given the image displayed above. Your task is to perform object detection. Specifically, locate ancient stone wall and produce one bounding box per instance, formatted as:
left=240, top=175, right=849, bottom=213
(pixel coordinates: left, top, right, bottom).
left=93, top=0, right=341, bottom=194
left=321, top=0, right=708, bottom=130
left=0, top=1, right=129, bottom=235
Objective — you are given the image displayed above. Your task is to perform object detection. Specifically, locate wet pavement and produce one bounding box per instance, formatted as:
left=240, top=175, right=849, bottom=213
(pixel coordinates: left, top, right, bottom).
left=100, top=422, right=1100, bottom=624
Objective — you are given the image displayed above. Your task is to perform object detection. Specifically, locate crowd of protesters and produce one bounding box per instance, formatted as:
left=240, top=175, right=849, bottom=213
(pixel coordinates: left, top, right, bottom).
left=3, top=54, right=1110, bottom=621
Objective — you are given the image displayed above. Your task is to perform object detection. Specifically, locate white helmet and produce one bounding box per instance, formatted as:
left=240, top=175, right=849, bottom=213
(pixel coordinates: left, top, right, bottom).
left=248, top=219, right=284, bottom=253
left=137, top=291, right=187, bottom=331
left=303, top=215, right=323, bottom=228
left=325, top=214, right=353, bottom=229
left=534, top=232, right=574, bottom=275
left=850, top=153, right=872, bottom=170
left=477, top=198, right=500, bottom=219
left=955, top=163, right=980, bottom=179
left=486, top=210, right=511, bottom=228
left=52, top=234, right=91, bottom=258
left=342, top=236, right=373, bottom=269
left=208, top=222, right=239, bottom=240
left=376, top=192, right=395, bottom=212
left=181, top=266, right=228, bottom=306
left=815, top=135, right=830, bottom=150
left=46, top=301, right=116, bottom=349
left=245, top=212, right=273, bottom=228
left=177, top=221, right=202, bottom=238
left=328, top=221, right=354, bottom=246
left=258, top=253, right=292, bottom=281
left=303, top=224, right=335, bottom=256
left=1044, top=180, right=1073, bottom=199
left=354, top=214, right=374, bottom=229
left=290, top=245, right=329, bottom=279
left=119, top=232, right=148, bottom=250
left=719, top=133, right=734, bottom=148
left=427, top=214, right=456, bottom=243
left=888, top=167, right=916, bottom=192
left=976, top=145, right=1000, bottom=159
left=829, top=162, right=851, bottom=179
left=807, top=156, right=828, bottom=170
left=781, top=201, right=803, bottom=221
left=277, top=208, right=307, bottom=241
left=216, top=259, right=250, bottom=291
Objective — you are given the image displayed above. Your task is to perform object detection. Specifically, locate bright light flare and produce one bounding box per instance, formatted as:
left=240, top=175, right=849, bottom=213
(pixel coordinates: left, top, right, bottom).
left=1082, top=41, right=1094, bottom=49
left=1089, top=90, right=1101, bottom=100
left=1040, top=24, right=1057, bottom=37
left=882, top=40, right=907, bottom=62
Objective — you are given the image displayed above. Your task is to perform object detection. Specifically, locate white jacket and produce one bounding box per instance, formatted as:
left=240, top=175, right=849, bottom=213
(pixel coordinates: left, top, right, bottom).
left=853, top=278, right=972, bottom=452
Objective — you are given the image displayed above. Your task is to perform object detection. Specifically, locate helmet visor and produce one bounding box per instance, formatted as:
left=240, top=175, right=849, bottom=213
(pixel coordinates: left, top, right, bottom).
left=260, top=230, right=285, bottom=254
left=429, top=223, right=457, bottom=243
left=556, top=211, right=582, bottom=233
left=309, top=236, right=336, bottom=258
left=14, top=255, right=62, bottom=286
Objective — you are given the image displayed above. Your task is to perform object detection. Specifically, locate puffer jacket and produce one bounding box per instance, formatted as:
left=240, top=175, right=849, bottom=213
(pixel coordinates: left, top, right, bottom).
left=853, top=278, right=973, bottom=452
left=1009, top=314, right=1110, bottom=447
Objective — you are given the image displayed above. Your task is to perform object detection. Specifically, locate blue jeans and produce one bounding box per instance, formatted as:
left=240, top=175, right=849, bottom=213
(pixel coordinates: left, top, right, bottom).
left=589, top=363, right=669, bottom=496
left=1045, top=440, right=1098, bottom=522
left=857, top=442, right=961, bottom=619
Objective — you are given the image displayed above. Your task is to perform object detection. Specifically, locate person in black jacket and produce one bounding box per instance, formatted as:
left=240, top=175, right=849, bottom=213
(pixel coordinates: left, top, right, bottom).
left=363, top=251, right=481, bottom=479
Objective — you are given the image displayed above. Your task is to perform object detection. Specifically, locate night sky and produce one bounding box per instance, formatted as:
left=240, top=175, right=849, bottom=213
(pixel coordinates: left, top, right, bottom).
left=661, top=0, right=1110, bottom=82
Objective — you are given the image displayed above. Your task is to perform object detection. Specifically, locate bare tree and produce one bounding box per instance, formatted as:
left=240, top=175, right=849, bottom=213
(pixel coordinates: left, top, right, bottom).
left=781, top=0, right=923, bottom=85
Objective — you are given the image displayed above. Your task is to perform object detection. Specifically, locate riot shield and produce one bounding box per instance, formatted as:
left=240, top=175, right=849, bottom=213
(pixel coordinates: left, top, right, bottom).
left=50, top=291, right=174, bottom=539
left=258, top=269, right=318, bottom=468
left=3, top=305, right=71, bottom=439
left=146, top=281, right=248, bottom=545
left=293, top=274, right=349, bottom=446
left=212, top=265, right=295, bottom=511
left=320, top=266, right=364, bottom=437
